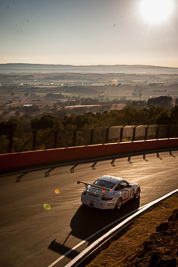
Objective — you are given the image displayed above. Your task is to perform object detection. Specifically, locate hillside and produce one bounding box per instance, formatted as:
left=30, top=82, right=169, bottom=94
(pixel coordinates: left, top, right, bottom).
left=1, top=63, right=178, bottom=74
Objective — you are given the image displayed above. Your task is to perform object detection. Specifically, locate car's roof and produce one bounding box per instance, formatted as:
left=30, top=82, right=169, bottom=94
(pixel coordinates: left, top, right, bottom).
left=97, top=175, right=124, bottom=185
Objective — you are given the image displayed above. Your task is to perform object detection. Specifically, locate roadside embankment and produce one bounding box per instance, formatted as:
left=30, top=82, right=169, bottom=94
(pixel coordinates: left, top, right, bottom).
left=86, top=193, right=178, bottom=267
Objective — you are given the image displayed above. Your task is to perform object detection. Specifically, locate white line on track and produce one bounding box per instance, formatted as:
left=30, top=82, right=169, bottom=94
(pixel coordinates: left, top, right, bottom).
left=48, top=205, right=147, bottom=267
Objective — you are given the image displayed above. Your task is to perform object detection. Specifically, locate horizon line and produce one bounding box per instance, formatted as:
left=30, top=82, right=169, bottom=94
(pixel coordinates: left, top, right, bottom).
left=1, top=62, right=178, bottom=69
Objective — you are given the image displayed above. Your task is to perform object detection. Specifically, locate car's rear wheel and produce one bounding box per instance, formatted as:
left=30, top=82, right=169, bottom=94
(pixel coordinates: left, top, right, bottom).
left=135, top=188, right=140, bottom=199
left=115, top=197, right=122, bottom=210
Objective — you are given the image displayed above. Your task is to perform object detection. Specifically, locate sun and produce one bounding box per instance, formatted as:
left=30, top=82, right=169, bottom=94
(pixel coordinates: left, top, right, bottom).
left=140, top=0, right=174, bottom=24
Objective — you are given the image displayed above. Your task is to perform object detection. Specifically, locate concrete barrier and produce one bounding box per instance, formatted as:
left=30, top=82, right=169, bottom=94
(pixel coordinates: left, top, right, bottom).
left=0, top=138, right=178, bottom=172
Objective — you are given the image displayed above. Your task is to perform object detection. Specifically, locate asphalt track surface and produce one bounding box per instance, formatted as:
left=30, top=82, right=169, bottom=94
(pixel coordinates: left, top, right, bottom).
left=0, top=150, right=178, bottom=267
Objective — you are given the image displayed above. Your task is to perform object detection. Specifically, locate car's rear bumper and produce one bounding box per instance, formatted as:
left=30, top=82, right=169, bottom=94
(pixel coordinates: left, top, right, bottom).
left=81, top=195, right=116, bottom=210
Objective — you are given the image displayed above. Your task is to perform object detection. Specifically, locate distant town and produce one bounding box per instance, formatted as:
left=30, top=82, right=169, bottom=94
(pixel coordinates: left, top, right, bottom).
left=0, top=64, right=178, bottom=120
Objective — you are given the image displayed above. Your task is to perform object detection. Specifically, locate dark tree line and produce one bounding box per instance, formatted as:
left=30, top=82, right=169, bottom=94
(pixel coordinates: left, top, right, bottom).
left=0, top=105, right=178, bottom=153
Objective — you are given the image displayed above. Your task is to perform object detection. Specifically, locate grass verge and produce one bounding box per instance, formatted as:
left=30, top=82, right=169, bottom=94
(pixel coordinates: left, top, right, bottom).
left=86, top=193, right=178, bottom=267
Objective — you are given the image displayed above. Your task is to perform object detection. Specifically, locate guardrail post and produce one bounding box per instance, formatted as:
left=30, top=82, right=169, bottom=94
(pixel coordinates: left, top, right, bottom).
left=132, top=126, right=137, bottom=142
left=90, top=128, right=94, bottom=145
left=120, top=126, right=124, bottom=142
left=167, top=125, right=170, bottom=139
left=73, top=129, right=77, bottom=146
left=145, top=125, right=148, bottom=141
left=106, top=127, right=110, bottom=143
left=156, top=125, right=159, bottom=140
left=33, top=130, right=37, bottom=150
left=8, top=131, right=13, bottom=153
left=54, top=130, right=58, bottom=148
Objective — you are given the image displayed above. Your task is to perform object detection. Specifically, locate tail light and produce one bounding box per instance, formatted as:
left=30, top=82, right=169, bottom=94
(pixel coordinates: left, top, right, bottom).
left=82, top=190, right=86, bottom=195
left=102, top=196, right=113, bottom=201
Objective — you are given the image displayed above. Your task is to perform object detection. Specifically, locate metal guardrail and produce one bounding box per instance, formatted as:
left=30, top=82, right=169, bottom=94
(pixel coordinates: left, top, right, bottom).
left=65, top=189, right=178, bottom=267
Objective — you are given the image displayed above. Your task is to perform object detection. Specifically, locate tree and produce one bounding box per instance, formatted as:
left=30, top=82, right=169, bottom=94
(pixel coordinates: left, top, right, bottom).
left=171, top=106, right=178, bottom=125
left=0, top=135, right=9, bottom=153
left=155, top=111, right=171, bottom=125
left=31, top=115, right=55, bottom=131
left=0, top=119, right=19, bottom=135
left=147, top=96, right=173, bottom=109
left=53, top=118, right=64, bottom=131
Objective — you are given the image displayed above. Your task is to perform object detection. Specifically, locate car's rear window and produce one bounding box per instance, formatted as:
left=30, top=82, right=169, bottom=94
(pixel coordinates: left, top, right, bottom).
left=93, top=179, right=115, bottom=189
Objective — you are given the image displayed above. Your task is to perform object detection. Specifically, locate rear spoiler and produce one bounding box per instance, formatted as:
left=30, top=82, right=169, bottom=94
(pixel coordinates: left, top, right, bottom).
left=77, top=181, right=111, bottom=191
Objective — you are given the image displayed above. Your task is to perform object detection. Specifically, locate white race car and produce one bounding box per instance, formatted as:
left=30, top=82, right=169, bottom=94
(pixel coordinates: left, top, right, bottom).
left=77, top=175, right=140, bottom=210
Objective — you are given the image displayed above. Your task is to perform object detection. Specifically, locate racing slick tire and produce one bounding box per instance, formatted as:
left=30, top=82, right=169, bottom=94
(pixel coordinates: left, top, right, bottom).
left=135, top=188, right=140, bottom=199
left=115, top=197, right=122, bottom=210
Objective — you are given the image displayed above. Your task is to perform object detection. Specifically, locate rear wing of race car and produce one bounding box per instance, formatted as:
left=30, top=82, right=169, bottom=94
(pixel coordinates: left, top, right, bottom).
left=77, top=181, right=111, bottom=192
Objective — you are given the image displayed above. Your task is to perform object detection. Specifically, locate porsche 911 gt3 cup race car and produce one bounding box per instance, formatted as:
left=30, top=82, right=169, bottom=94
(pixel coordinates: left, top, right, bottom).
left=77, top=175, right=140, bottom=210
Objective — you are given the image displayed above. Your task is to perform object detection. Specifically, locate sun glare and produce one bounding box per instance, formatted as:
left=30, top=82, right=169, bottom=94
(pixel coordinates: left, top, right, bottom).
left=140, top=0, right=174, bottom=24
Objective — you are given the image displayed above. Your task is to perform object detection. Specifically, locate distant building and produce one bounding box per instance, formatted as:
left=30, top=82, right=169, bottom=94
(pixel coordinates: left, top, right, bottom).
left=112, top=79, right=118, bottom=85
left=23, top=104, right=33, bottom=107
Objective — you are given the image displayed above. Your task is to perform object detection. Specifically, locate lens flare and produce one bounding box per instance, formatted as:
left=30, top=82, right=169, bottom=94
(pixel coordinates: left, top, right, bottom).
left=55, top=189, right=60, bottom=194
left=43, top=204, right=51, bottom=210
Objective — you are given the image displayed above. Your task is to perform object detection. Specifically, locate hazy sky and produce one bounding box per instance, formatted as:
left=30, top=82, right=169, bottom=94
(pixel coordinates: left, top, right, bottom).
left=0, top=0, right=178, bottom=67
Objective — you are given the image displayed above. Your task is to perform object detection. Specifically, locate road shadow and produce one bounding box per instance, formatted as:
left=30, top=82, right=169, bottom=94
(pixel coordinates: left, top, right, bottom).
left=48, top=198, right=140, bottom=258
left=70, top=198, right=140, bottom=242
left=48, top=239, right=80, bottom=259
